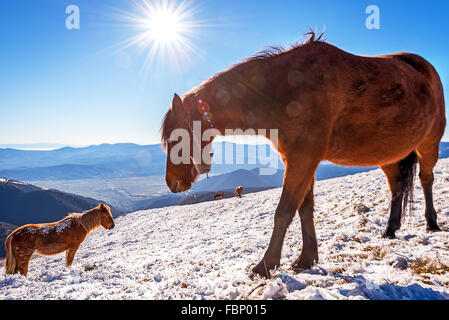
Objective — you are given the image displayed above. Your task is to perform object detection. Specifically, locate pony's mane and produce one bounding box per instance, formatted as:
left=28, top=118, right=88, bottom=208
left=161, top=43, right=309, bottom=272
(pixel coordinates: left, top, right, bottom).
left=160, top=29, right=326, bottom=149
left=68, top=205, right=107, bottom=232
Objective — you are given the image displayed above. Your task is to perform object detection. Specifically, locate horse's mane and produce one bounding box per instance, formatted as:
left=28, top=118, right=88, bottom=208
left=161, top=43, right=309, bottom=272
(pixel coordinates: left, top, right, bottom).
left=160, top=29, right=326, bottom=149
left=161, top=109, right=176, bottom=151
left=249, top=28, right=326, bottom=61
left=68, top=205, right=106, bottom=233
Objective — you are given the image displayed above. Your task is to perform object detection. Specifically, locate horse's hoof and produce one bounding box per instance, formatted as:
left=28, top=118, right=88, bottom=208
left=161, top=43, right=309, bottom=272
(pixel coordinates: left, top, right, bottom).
left=427, top=225, right=441, bottom=233
left=292, top=256, right=317, bottom=273
left=292, top=265, right=309, bottom=273
left=382, top=230, right=396, bottom=239
left=251, top=260, right=276, bottom=279
left=249, top=270, right=269, bottom=280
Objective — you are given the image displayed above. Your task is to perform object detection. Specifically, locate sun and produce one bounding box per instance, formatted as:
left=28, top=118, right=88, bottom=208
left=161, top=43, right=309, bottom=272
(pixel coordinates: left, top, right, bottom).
left=145, top=8, right=182, bottom=44
left=114, top=0, right=204, bottom=71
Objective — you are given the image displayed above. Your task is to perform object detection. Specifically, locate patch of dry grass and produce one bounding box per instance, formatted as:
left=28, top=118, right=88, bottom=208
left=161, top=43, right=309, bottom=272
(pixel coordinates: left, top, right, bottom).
left=410, top=258, right=449, bottom=276
left=363, top=246, right=388, bottom=260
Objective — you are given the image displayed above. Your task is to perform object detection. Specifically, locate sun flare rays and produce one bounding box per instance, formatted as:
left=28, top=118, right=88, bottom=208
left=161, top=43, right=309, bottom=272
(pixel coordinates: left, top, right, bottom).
left=113, top=0, right=206, bottom=73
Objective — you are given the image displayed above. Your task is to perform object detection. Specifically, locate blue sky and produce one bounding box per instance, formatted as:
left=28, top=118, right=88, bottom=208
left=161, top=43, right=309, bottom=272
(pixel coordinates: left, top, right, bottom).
left=0, top=0, right=448, bottom=145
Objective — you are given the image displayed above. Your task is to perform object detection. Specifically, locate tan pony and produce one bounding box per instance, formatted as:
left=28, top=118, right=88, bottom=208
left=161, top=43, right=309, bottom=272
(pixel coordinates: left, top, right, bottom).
left=161, top=31, right=446, bottom=278
left=4, top=204, right=115, bottom=276
left=235, top=186, right=244, bottom=198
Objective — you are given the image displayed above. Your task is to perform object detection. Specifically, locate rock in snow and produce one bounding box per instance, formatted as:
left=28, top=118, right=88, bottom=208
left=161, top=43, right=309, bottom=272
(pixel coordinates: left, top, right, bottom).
left=2, top=159, right=449, bottom=300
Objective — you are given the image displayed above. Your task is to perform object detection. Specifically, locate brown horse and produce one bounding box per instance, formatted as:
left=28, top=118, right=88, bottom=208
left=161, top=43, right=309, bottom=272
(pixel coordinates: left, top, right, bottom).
left=235, top=186, right=244, bottom=198
left=4, top=204, right=115, bottom=276
left=214, top=193, right=224, bottom=200
left=161, top=31, right=446, bottom=278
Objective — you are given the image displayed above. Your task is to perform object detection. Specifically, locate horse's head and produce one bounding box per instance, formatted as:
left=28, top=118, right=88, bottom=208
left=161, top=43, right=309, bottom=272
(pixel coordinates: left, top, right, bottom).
left=162, top=93, right=216, bottom=193
left=99, top=203, right=115, bottom=230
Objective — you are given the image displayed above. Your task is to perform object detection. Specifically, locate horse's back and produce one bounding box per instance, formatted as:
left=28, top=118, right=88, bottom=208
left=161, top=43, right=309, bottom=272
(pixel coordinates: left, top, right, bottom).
left=9, top=224, right=39, bottom=240
left=8, top=218, right=85, bottom=255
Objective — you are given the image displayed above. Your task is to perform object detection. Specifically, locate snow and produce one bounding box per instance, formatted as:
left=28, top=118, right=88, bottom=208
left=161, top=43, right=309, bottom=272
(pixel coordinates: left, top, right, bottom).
left=38, top=219, right=73, bottom=235
left=2, top=159, right=449, bottom=300
left=0, top=179, right=44, bottom=192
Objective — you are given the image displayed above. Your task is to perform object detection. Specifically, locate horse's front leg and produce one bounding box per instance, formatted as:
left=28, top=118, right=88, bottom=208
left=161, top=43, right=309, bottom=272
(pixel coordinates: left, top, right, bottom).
left=66, top=243, right=81, bottom=267
left=292, top=180, right=318, bottom=272
left=252, top=160, right=319, bottom=278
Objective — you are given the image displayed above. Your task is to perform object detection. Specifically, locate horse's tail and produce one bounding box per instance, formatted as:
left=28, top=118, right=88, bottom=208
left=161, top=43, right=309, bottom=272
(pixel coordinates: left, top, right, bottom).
left=4, top=233, right=16, bottom=275
left=399, top=151, right=419, bottom=219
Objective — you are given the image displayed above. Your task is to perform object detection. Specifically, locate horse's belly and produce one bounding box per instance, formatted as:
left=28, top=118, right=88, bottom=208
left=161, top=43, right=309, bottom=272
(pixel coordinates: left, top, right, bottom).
left=326, top=107, right=430, bottom=167
left=36, top=242, right=69, bottom=255
left=326, top=142, right=414, bottom=167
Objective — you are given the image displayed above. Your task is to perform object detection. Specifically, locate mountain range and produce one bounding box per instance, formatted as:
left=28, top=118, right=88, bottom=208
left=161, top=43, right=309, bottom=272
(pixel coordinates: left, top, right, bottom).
left=0, top=142, right=278, bottom=180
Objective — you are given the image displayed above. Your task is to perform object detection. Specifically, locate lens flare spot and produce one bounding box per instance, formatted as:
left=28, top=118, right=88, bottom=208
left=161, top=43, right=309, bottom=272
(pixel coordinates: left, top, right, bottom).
left=197, top=101, right=210, bottom=114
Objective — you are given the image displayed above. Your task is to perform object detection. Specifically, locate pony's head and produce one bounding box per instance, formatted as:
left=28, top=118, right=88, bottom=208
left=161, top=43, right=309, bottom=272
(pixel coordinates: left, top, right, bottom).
left=161, top=93, right=215, bottom=193
left=99, top=203, right=115, bottom=230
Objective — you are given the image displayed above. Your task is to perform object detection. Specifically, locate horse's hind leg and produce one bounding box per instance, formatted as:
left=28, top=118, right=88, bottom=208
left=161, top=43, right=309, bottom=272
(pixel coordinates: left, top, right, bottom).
left=292, top=180, right=318, bottom=272
left=17, top=249, right=34, bottom=277
left=381, top=152, right=419, bottom=238
left=381, top=163, right=405, bottom=239
left=416, top=141, right=441, bottom=232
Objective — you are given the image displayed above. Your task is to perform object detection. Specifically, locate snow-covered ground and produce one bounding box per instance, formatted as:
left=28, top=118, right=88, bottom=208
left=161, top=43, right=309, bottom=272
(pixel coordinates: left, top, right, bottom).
left=2, top=159, right=449, bottom=300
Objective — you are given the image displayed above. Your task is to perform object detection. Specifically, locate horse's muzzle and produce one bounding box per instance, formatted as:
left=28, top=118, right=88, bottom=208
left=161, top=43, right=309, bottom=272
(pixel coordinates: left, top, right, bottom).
left=108, top=224, right=115, bottom=230
left=168, top=180, right=191, bottom=193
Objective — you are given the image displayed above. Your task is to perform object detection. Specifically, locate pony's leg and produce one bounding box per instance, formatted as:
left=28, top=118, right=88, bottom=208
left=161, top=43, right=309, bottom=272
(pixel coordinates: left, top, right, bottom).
left=66, top=243, right=81, bottom=267
left=416, top=142, right=441, bottom=231
left=381, top=163, right=404, bottom=239
left=292, top=180, right=318, bottom=272
left=252, top=160, right=319, bottom=278
left=17, top=249, right=34, bottom=277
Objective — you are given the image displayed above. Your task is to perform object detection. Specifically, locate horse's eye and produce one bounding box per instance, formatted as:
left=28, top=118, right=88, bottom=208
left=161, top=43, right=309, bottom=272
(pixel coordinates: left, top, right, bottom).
left=210, top=153, right=214, bottom=157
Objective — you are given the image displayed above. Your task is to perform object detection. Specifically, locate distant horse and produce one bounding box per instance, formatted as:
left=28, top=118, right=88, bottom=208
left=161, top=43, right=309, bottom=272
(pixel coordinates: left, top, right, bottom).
left=161, top=31, right=446, bottom=278
left=235, top=186, right=244, bottom=198
left=4, top=204, right=115, bottom=276
left=214, top=193, right=224, bottom=200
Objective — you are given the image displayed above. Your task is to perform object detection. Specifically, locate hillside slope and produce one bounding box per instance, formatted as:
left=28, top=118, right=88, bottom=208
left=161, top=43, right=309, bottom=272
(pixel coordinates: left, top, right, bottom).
left=0, top=179, right=122, bottom=226
left=0, top=222, right=17, bottom=257
left=1, top=160, right=449, bottom=300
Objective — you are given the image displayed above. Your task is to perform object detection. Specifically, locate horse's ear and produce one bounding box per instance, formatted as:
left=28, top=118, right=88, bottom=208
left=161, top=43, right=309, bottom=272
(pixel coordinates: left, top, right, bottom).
left=172, top=93, right=183, bottom=110
left=100, top=203, right=105, bottom=210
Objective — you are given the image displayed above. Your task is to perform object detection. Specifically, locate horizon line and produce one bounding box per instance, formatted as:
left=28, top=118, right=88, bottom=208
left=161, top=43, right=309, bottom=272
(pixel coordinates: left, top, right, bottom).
left=0, top=139, right=276, bottom=151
